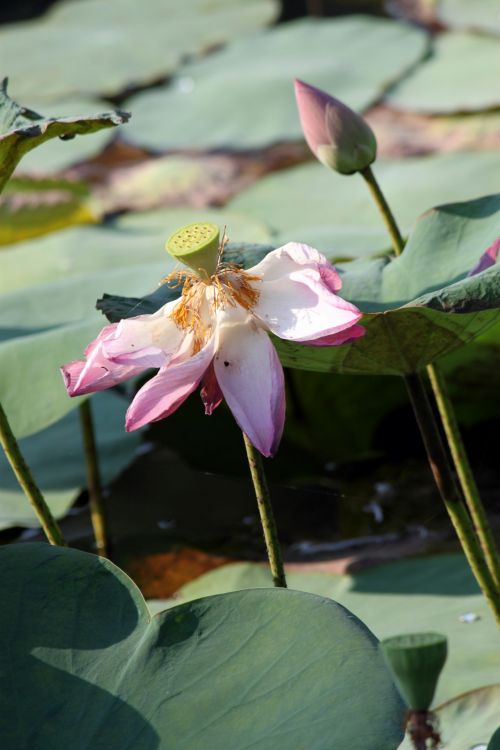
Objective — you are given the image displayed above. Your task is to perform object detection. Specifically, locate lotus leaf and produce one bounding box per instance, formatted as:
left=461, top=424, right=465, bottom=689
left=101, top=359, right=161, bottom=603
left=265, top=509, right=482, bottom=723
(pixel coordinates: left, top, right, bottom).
left=0, top=79, right=127, bottom=191
left=387, top=32, right=500, bottom=113
left=0, top=543, right=405, bottom=750
left=437, top=0, right=500, bottom=36
left=230, top=150, right=500, bottom=259
left=0, top=0, right=279, bottom=102
left=166, top=554, right=500, bottom=704
left=124, top=16, right=428, bottom=151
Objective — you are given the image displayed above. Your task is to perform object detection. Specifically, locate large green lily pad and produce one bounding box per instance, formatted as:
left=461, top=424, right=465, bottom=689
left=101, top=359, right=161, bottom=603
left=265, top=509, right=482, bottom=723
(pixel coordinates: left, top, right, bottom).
left=0, top=390, right=141, bottom=530
left=0, top=177, right=95, bottom=246
left=437, top=0, right=500, bottom=36
left=230, top=150, right=500, bottom=259
left=98, top=194, right=500, bottom=376
left=0, top=0, right=278, bottom=103
left=123, top=16, right=427, bottom=151
left=0, top=79, right=127, bottom=191
left=0, top=543, right=405, bottom=749
left=0, top=207, right=271, bottom=294
left=387, top=32, right=500, bottom=113
left=163, top=554, right=500, bottom=705
left=399, top=685, right=500, bottom=749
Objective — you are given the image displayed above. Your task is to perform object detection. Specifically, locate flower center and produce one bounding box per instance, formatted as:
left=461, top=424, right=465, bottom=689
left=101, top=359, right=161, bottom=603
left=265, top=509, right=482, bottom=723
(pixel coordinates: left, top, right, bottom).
left=164, top=265, right=261, bottom=352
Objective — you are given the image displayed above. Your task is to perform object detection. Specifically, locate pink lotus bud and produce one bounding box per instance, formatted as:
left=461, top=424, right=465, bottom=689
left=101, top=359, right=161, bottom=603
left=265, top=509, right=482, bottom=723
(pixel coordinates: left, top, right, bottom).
left=294, top=79, right=377, bottom=175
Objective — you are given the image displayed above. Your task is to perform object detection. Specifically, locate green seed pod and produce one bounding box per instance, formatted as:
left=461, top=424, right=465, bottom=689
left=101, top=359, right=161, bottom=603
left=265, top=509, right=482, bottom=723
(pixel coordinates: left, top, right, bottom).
left=166, top=222, right=220, bottom=275
left=380, top=632, right=448, bottom=711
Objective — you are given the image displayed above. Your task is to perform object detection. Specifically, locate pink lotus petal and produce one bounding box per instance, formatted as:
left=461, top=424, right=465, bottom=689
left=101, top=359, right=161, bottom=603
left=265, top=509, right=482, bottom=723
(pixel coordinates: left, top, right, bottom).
left=103, top=302, right=182, bottom=367
left=61, top=324, right=145, bottom=396
left=200, top=363, right=223, bottom=415
left=468, top=238, right=500, bottom=276
left=301, top=324, right=365, bottom=347
left=294, top=79, right=332, bottom=158
left=250, top=242, right=342, bottom=291
left=214, top=315, right=285, bottom=457
left=254, top=268, right=361, bottom=343
left=125, top=337, right=215, bottom=431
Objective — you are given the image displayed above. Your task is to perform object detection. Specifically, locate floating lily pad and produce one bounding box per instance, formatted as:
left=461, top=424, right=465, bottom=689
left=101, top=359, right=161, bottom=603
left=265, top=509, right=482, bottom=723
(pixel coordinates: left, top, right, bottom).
left=0, top=0, right=279, bottom=103
left=0, top=177, right=95, bottom=246
left=163, top=554, right=500, bottom=705
left=0, top=391, right=141, bottom=530
left=387, top=32, right=500, bottom=113
left=399, top=685, right=500, bottom=749
left=99, top=193, right=500, bottom=376
left=15, top=98, right=122, bottom=173
left=437, top=0, right=500, bottom=35
left=230, top=150, right=500, bottom=259
left=0, top=79, right=127, bottom=191
left=123, top=16, right=428, bottom=151
left=0, top=543, right=405, bottom=750
left=0, top=207, right=271, bottom=294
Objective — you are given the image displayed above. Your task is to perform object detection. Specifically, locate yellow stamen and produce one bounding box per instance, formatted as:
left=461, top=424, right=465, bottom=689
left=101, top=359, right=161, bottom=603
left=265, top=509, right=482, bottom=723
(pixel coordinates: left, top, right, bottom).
left=160, top=263, right=262, bottom=352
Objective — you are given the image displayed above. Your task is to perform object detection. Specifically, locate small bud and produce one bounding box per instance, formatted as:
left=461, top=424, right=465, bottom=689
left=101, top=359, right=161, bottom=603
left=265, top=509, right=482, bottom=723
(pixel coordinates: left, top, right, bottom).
left=166, top=222, right=220, bottom=275
left=294, top=79, right=377, bottom=175
left=380, top=632, right=448, bottom=711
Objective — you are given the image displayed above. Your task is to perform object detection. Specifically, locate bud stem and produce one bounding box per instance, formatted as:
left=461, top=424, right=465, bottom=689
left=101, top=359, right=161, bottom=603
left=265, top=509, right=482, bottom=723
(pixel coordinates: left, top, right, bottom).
left=242, top=433, right=287, bottom=587
left=360, top=165, right=500, bottom=625
left=0, top=401, right=67, bottom=547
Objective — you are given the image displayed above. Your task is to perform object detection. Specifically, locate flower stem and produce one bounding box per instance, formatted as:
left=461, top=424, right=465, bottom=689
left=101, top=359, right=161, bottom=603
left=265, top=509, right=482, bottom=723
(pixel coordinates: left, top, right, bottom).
left=360, top=165, right=500, bottom=622
left=0, top=401, right=66, bottom=547
left=79, top=399, right=109, bottom=558
left=360, top=166, right=405, bottom=255
left=404, top=374, right=500, bottom=624
left=242, top=433, right=287, bottom=587
left=427, top=365, right=500, bottom=587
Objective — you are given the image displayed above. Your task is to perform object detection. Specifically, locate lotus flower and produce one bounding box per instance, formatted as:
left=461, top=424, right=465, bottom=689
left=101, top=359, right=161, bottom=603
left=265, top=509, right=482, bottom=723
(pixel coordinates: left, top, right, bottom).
left=294, top=79, right=377, bottom=175
left=62, top=243, right=364, bottom=456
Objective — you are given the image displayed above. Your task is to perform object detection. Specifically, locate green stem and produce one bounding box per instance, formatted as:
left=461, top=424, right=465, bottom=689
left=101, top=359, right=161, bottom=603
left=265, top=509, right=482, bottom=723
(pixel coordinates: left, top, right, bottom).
left=360, top=166, right=405, bottom=255
left=360, top=165, right=500, bottom=621
left=427, top=364, right=500, bottom=587
left=79, top=400, right=109, bottom=558
left=404, top=374, right=500, bottom=625
left=242, top=433, right=287, bottom=587
left=0, top=401, right=66, bottom=547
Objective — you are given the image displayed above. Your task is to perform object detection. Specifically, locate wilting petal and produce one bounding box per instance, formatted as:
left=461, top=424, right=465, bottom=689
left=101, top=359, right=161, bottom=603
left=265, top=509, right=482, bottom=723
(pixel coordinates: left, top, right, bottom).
left=250, top=242, right=342, bottom=291
left=103, top=301, right=183, bottom=368
left=301, top=324, right=365, bottom=347
left=125, top=336, right=215, bottom=431
left=61, top=324, right=145, bottom=396
left=254, top=267, right=362, bottom=343
left=468, top=238, right=500, bottom=276
left=200, top=363, right=223, bottom=415
left=214, top=315, right=285, bottom=457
